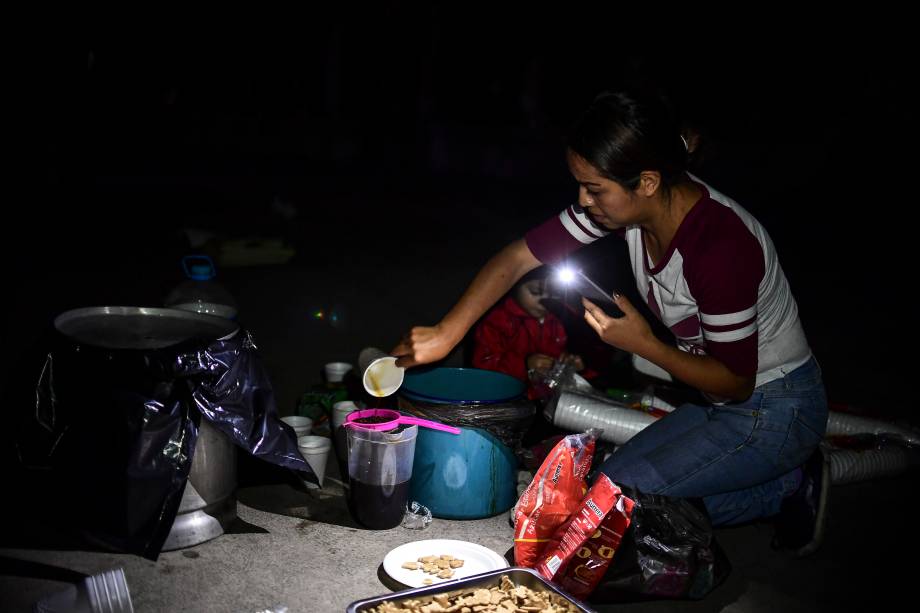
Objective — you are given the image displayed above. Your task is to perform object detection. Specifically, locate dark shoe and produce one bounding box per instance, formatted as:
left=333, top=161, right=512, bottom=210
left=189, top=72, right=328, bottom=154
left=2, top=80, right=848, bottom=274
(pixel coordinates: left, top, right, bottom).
left=772, top=448, right=830, bottom=557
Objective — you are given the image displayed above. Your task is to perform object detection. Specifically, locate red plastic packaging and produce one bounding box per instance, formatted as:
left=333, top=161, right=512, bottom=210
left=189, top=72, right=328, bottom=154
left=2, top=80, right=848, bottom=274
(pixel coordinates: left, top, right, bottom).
left=534, top=473, right=622, bottom=580
left=556, top=491, right=635, bottom=599
left=513, top=430, right=596, bottom=568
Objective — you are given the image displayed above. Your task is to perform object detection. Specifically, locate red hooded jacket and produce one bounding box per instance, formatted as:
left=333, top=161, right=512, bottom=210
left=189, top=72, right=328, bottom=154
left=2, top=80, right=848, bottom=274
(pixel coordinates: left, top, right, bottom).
left=472, top=296, right=568, bottom=382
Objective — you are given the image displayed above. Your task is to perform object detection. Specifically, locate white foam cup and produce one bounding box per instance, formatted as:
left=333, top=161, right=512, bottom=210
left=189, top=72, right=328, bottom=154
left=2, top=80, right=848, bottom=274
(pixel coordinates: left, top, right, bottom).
left=332, top=400, right=359, bottom=431
left=281, top=415, right=313, bottom=438
left=358, top=347, right=404, bottom=397
left=324, top=361, right=353, bottom=383
left=297, top=435, right=332, bottom=488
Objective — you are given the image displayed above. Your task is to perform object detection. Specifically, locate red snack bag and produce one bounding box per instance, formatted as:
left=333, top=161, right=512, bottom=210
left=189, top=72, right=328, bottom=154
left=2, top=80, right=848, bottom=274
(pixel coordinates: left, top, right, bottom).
left=534, top=473, right=621, bottom=581
left=556, top=491, right=635, bottom=599
left=513, top=430, right=597, bottom=568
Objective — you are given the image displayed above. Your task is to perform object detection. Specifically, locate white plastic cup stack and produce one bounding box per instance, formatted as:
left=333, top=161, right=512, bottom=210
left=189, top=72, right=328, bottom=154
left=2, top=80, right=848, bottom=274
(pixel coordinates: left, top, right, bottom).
left=85, top=567, right=134, bottom=613
left=297, top=435, right=332, bottom=488
left=324, top=361, right=353, bottom=383
left=552, top=390, right=657, bottom=445
left=358, top=347, right=404, bottom=397
left=34, top=567, right=135, bottom=613
left=281, top=415, right=313, bottom=438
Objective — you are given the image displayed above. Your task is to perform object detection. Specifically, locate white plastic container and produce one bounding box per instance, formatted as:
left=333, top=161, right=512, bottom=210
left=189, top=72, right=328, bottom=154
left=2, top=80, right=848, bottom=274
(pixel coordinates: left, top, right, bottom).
left=165, top=255, right=238, bottom=319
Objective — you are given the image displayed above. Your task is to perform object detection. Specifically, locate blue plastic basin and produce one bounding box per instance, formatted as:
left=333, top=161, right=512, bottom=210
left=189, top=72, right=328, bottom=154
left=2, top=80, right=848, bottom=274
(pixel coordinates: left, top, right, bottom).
left=410, top=426, right=519, bottom=519
left=404, top=367, right=526, bottom=519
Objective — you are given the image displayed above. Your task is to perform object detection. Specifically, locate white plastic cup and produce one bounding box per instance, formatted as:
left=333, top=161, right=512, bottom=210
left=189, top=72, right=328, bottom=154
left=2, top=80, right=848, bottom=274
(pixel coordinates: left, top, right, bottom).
left=332, top=400, right=359, bottom=431
left=85, top=567, right=134, bottom=613
left=281, top=415, right=313, bottom=438
left=297, top=435, right=332, bottom=488
left=358, top=347, right=404, bottom=397
left=324, top=361, right=353, bottom=383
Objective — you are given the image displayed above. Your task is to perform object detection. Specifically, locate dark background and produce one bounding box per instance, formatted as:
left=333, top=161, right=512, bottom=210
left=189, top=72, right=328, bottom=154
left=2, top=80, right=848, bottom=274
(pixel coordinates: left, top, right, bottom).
left=4, top=14, right=913, bottom=422
left=2, top=15, right=918, bottom=611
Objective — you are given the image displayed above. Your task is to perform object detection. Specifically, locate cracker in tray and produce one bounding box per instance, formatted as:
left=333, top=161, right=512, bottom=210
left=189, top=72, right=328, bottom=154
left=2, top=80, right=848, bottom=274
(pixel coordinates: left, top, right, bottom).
left=367, top=573, right=581, bottom=612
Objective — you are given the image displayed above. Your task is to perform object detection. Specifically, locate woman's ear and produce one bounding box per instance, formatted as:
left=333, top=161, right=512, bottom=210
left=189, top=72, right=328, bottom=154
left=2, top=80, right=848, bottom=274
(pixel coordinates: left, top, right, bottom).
left=636, top=171, right=661, bottom=197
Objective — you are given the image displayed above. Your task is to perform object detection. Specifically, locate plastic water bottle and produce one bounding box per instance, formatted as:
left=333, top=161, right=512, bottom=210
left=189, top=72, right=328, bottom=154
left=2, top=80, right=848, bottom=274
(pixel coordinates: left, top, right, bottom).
left=606, top=386, right=676, bottom=414
left=606, top=387, right=652, bottom=409
left=165, top=255, right=238, bottom=319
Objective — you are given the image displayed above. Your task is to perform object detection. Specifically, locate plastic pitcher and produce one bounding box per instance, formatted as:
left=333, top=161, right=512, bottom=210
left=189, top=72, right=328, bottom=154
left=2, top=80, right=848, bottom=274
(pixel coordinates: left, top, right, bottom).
left=346, top=424, right=417, bottom=529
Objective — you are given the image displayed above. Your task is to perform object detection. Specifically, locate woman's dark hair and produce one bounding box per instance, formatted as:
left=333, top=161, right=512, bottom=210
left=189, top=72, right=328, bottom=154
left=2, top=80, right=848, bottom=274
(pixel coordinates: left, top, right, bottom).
left=566, top=90, right=688, bottom=193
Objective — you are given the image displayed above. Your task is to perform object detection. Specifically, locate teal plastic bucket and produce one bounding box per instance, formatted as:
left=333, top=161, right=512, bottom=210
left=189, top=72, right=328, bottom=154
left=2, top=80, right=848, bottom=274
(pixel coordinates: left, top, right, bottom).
left=402, top=367, right=525, bottom=405
left=404, top=368, right=526, bottom=519
left=410, top=426, right=520, bottom=519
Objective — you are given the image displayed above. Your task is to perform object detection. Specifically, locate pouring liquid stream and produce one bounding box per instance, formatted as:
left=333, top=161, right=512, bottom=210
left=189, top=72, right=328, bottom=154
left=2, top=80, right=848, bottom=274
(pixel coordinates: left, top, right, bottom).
left=367, top=366, right=385, bottom=397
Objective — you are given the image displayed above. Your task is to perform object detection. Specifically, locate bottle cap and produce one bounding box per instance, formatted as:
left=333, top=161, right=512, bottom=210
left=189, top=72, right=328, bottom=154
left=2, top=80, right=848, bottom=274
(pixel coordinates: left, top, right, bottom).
left=182, top=255, right=217, bottom=281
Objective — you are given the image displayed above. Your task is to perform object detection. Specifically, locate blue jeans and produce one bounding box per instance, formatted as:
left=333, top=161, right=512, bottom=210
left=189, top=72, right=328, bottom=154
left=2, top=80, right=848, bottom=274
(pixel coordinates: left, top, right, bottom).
left=597, top=357, right=827, bottom=526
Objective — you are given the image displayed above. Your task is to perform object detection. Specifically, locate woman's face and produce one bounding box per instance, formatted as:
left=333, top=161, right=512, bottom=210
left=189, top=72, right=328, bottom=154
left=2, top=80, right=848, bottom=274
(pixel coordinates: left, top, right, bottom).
left=515, top=279, right=549, bottom=320
left=566, top=149, right=643, bottom=229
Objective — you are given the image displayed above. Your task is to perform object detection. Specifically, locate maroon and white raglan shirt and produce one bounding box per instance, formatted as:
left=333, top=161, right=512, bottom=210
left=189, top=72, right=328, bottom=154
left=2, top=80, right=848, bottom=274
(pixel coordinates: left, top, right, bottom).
left=525, top=175, right=812, bottom=388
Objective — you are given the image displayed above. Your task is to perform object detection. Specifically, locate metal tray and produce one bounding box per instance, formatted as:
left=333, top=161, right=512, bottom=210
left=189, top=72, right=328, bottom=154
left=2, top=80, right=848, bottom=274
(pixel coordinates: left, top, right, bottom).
left=54, top=306, right=238, bottom=349
left=346, top=567, right=594, bottom=612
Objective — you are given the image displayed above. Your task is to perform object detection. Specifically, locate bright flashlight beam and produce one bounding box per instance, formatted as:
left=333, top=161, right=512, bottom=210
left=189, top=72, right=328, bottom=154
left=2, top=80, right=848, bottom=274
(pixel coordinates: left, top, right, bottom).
left=557, top=267, right=576, bottom=284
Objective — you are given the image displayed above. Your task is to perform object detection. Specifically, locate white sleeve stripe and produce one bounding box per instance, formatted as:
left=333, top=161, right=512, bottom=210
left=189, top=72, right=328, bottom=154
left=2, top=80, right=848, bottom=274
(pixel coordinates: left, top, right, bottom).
left=704, top=321, right=757, bottom=343
left=700, top=306, right=757, bottom=326
left=558, top=207, right=607, bottom=244
left=571, top=206, right=609, bottom=238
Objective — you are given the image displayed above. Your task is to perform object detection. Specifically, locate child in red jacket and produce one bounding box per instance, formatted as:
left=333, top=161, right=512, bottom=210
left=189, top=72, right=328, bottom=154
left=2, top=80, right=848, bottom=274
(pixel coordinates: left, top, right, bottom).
left=472, top=269, right=585, bottom=396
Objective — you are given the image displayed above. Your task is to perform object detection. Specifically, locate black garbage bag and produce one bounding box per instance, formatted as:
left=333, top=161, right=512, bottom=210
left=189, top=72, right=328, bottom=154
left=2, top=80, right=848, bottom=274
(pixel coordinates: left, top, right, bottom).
left=397, top=395, right=536, bottom=450
left=590, top=486, right=731, bottom=602
left=13, top=322, right=314, bottom=560
left=175, top=332, right=318, bottom=477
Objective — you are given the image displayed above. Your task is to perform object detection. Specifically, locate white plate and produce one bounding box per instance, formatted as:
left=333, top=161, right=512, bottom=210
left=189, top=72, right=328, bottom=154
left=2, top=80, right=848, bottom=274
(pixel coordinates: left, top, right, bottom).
left=382, top=539, right=509, bottom=588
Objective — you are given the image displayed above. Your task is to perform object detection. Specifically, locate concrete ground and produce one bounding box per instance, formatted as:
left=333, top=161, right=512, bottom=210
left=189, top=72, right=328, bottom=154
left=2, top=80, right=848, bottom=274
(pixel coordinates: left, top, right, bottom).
left=2, top=184, right=918, bottom=612
left=2, top=459, right=917, bottom=612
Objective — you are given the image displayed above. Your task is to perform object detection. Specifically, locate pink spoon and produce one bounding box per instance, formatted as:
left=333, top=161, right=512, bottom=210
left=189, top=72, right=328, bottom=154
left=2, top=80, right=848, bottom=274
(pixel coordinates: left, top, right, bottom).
left=345, top=408, right=460, bottom=435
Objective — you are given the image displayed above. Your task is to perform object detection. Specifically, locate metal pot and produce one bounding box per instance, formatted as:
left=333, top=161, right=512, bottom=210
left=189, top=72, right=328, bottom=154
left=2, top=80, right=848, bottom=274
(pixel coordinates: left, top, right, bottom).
left=54, top=306, right=240, bottom=550
left=162, top=418, right=237, bottom=550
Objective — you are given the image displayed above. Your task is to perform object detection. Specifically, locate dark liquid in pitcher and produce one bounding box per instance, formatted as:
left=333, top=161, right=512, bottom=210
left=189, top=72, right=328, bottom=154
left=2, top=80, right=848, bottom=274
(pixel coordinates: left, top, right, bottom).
left=334, top=425, right=349, bottom=479
left=348, top=479, right=409, bottom=529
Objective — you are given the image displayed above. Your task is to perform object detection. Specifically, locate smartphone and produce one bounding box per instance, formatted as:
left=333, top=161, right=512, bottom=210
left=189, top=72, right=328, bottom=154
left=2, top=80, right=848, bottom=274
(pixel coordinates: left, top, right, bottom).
left=556, top=270, right=624, bottom=318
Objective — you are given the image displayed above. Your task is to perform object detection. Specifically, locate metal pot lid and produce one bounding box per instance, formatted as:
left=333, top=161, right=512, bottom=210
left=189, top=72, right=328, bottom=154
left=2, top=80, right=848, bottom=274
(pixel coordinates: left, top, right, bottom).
left=54, top=306, right=240, bottom=350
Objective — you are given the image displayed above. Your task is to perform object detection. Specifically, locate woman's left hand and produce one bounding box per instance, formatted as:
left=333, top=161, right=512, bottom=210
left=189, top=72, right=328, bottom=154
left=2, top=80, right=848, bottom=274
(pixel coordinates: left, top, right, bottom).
left=582, top=294, right=656, bottom=356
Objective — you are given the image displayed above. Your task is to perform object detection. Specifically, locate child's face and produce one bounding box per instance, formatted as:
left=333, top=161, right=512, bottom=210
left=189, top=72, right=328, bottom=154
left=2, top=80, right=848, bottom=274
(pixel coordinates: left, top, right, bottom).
left=515, top=279, right=549, bottom=320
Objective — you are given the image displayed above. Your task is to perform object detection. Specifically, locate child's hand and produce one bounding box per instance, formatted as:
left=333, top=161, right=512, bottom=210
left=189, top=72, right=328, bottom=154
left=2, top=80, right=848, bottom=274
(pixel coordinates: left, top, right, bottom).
left=526, top=353, right=555, bottom=374
left=560, top=352, right=585, bottom=371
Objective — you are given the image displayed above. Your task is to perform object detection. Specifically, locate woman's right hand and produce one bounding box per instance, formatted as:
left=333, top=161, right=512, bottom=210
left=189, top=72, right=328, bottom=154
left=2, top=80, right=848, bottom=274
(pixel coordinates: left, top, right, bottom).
left=392, top=324, right=458, bottom=369
left=392, top=239, right=541, bottom=369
